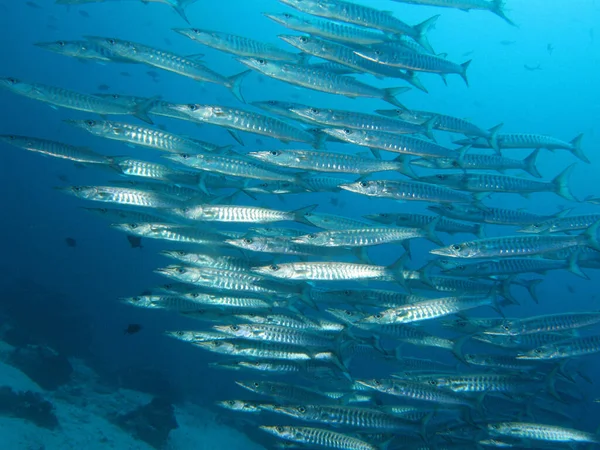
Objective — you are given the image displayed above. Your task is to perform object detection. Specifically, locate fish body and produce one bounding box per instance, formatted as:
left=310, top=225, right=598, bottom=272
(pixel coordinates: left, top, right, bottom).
left=174, top=28, right=303, bottom=62
left=86, top=36, right=247, bottom=102
left=366, top=212, right=481, bottom=236
left=519, top=213, right=600, bottom=234
left=324, top=127, right=454, bottom=158
left=238, top=57, right=408, bottom=108
left=261, top=425, right=377, bottom=450
left=429, top=203, right=556, bottom=226
left=340, top=179, right=475, bottom=204
left=171, top=204, right=315, bottom=224
left=253, top=262, right=391, bottom=281
left=58, top=186, right=183, bottom=208
left=487, top=422, right=600, bottom=444
left=0, top=135, right=109, bottom=164
left=35, top=39, right=131, bottom=62
left=486, top=312, right=600, bottom=336
left=291, top=226, right=439, bottom=247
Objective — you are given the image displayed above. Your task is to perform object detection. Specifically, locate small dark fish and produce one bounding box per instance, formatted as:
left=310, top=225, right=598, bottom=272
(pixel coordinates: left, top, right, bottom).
left=524, top=64, right=542, bottom=71
left=26, top=1, right=41, bottom=8
left=462, top=50, right=475, bottom=57
left=500, top=40, right=516, bottom=46
left=97, top=84, right=110, bottom=91
left=147, top=70, right=159, bottom=79
left=567, top=285, right=576, bottom=294
left=330, top=197, right=339, bottom=206
left=120, top=72, right=131, bottom=77
left=57, top=174, right=69, bottom=182
left=78, top=10, right=89, bottom=18
left=547, top=43, right=554, bottom=55
left=124, top=324, right=142, bottom=335
left=126, top=235, right=143, bottom=249
left=65, top=237, right=77, bottom=248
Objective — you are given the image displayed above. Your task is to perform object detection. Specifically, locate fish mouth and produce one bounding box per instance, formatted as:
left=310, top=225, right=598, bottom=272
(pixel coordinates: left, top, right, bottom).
left=429, top=248, right=456, bottom=257
left=277, top=35, right=299, bottom=47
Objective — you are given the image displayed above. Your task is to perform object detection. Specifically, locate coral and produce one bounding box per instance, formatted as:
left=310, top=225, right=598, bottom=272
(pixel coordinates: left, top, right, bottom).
left=0, top=386, right=59, bottom=429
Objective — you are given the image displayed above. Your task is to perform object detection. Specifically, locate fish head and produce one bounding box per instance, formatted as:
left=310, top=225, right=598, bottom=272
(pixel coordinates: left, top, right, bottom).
left=34, top=40, right=79, bottom=55
left=0, top=77, right=24, bottom=92
left=325, top=308, right=365, bottom=325
left=483, top=320, right=517, bottom=336
left=172, top=27, right=214, bottom=44
left=159, top=249, right=190, bottom=261
left=0, top=134, right=25, bottom=146
left=278, top=34, right=319, bottom=53
left=251, top=99, right=303, bottom=115
left=164, top=330, right=198, bottom=342
left=237, top=57, right=278, bottom=76
left=517, top=345, right=558, bottom=360
left=274, top=405, right=310, bottom=418
left=429, top=241, right=478, bottom=258
left=263, top=12, right=303, bottom=27
left=193, top=340, right=233, bottom=353
left=290, top=232, right=326, bottom=245
left=413, top=157, right=453, bottom=169
left=375, top=108, right=412, bottom=120
left=353, top=48, right=383, bottom=63
left=110, top=222, right=152, bottom=235
left=363, top=213, right=394, bottom=224
left=517, top=221, right=550, bottom=233
left=355, top=378, right=389, bottom=391
left=252, top=263, right=295, bottom=279
left=247, top=149, right=286, bottom=163
left=55, top=185, right=96, bottom=199
left=216, top=400, right=260, bottom=412
left=155, top=265, right=197, bottom=283
left=235, top=380, right=268, bottom=394
left=226, top=236, right=265, bottom=252
left=120, top=296, right=150, bottom=307
left=339, top=180, right=382, bottom=197
left=85, top=36, right=132, bottom=56
left=259, top=425, right=292, bottom=439
left=168, top=103, right=210, bottom=119
left=63, top=118, right=105, bottom=133
left=321, top=127, right=358, bottom=143
left=213, top=323, right=248, bottom=338
left=289, top=106, right=331, bottom=122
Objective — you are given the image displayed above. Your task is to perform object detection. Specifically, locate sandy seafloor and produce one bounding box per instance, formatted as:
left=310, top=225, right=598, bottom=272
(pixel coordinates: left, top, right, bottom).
left=0, top=340, right=265, bottom=450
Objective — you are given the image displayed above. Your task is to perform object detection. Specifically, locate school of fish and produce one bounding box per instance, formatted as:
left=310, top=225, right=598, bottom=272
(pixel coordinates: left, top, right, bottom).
left=3, top=0, right=600, bottom=448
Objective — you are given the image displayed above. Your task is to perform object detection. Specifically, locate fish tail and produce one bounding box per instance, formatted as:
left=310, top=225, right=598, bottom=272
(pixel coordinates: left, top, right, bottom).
left=393, top=155, right=416, bottom=178
left=475, top=223, right=486, bottom=239
left=523, top=148, right=542, bottom=178
left=226, top=70, right=251, bottom=103
left=424, top=217, right=444, bottom=246
left=451, top=335, right=469, bottom=363
left=413, top=15, right=440, bottom=53
left=552, top=163, right=577, bottom=201
left=405, top=70, right=428, bottom=93
left=459, top=60, right=472, bottom=87
left=171, top=1, right=194, bottom=24
left=312, top=130, right=327, bottom=150
left=382, top=86, right=411, bottom=108
left=490, top=0, right=517, bottom=27
left=516, top=278, right=542, bottom=304
left=570, top=133, right=589, bottom=163
left=568, top=250, right=588, bottom=279
left=422, top=116, right=438, bottom=140
left=132, top=95, right=160, bottom=124
left=292, top=204, right=319, bottom=226
left=583, top=219, right=600, bottom=251
left=487, top=123, right=503, bottom=153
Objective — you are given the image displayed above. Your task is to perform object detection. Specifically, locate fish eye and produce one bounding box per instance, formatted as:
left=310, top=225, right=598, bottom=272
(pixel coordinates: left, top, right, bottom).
left=176, top=331, right=184, bottom=336
left=243, top=238, right=253, bottom=244
left=259, top=183, right=269, bottom=188
left=192, top=28, right=201, bottom=33
left=270, top=264, right=280, bottom=271
left=307, top=234, right=317, bottom=239
left=297, top=406, right=306, bottom=413
left=428, top=380, right=438, bottom=385
left=131, top=296, right=141, bottom=302
left=177, top=268, right=186, bottom=274
left=502, top=324, right=511, bottom=330
left=299, top=36, right=308, bottom=43
left=58, top=41, right=66, bottom=47
left=309, top=108, right=319, bottom=114
left=107, top=38, right=116, bottom=45
left=457, top=265, right=465, bottom=271
left=451, top=161, right=460, bottom=167
left=374, top=313, right=382, bottom=319
left=267, top=100, right=276, bottom=105
left=181, top=153, right=190, bottom=159
left=227, top=400, right=235, bottom=405
left=342, top=128, right=352, bottom=135
left=283, top=13, right=291, bottom=18
left=374, top=50, right=381, bottom=56
left=270, top=150, right=280, bottom=156
left=532, top=223, right=541, bottom=228
left=73, top=186, right=82, bottom=192
left=130, top=223, right=138, bottom=229
left=534, top=348, right=542, bottom=353
left=276, top=426, right=284, bottom=432
left=85, top=120, right=96, bottom=126
left=257, top=59, right=267, bottom=65
left=436, top=174, right=446, bottom=180
left=344, top=310, right=353, bottom=316
left=188, top=104, right=198, bottom=111
left=7, top=78, right=18, bottom=84
left=374, top=380, right=382, bottom=386
left=451, top=244, right=461, bottom=251
left=343, top=290, right=351, bottom=296
left=230, top=325, right=239, bottom=331
left=359, top=181, right=368, bottom=188
left=177, top=251, right=186, bottom=256
left=253, top=382, right=260, bottom=387
left=190, top=292, right=200, bottom=298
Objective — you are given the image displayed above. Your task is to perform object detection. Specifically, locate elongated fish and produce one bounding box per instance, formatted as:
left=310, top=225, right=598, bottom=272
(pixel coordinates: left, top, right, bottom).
left=86, top=36, right=248, bottom=102
left=57, top=186, right=184, bottom=208
left=431, top=222, right=600, bottom=258
left=35, top=40, right=131, bottom=63
left=279, top=0, right=438, bottom=52
left=265, top=12, right=391, bottom=46
left=388, top=0, right=515, bottom=26
left=291, top=226, right=441, bottom=248
left=454, top=133, right=588, bottom=163
left=519, top=213, right=600, bottom=234
left=0, top=135, right=109, bottom=164
left=238, top=58, right=409, bottom=108
left=429, top=203, right=557, bottom=226
left=171, top=204, right=316, bottom=224
left=173, top=28, right=304, bottom=62
left=419, top=166, right=575, bottom=200
left=487, top=422, right=600, bottom=444
left=166, top=104, right=320, bottom=147
left=365, top=212, right=482, bottom=237
left=261, top=425, right=377, bottom=450
left=0, top=77, right=155, bottom=123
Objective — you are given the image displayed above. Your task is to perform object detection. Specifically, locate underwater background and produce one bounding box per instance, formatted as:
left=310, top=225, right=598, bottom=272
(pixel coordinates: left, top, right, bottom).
left=1, top=0, right=600, bottom=449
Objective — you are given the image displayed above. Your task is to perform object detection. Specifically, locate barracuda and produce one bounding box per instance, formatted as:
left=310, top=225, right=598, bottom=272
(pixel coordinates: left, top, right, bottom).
left=57, top=186, right=184, bottom=208
left=261, top=425, right=377, bottom=450
left=365, top=212, right=482, bottom=237
left=279, top=0, right=439, bottom=52
left=0, top=77, right=155, bottom=123
left=431, top=223, right=600, bottom=258
left=419, top=166, right=575, bottom=201
left=519, top=213, right=600, bottom=234
left=238, top=57, right=409, bottom=108
left=487, top=422, right=600, bottom=444
left=86, top=36, right=248, bottom=102
left=0, top=134, right=109, bottom=164
left=486, top=312, right=600, bottom=336
left=173, top=28, right=303, bottom=62
left=35, top=39, right=131, bottom=63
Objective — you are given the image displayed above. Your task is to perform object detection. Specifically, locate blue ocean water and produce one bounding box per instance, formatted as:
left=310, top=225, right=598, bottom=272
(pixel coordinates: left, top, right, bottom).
left=1, top=0, right=600, bottom=448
